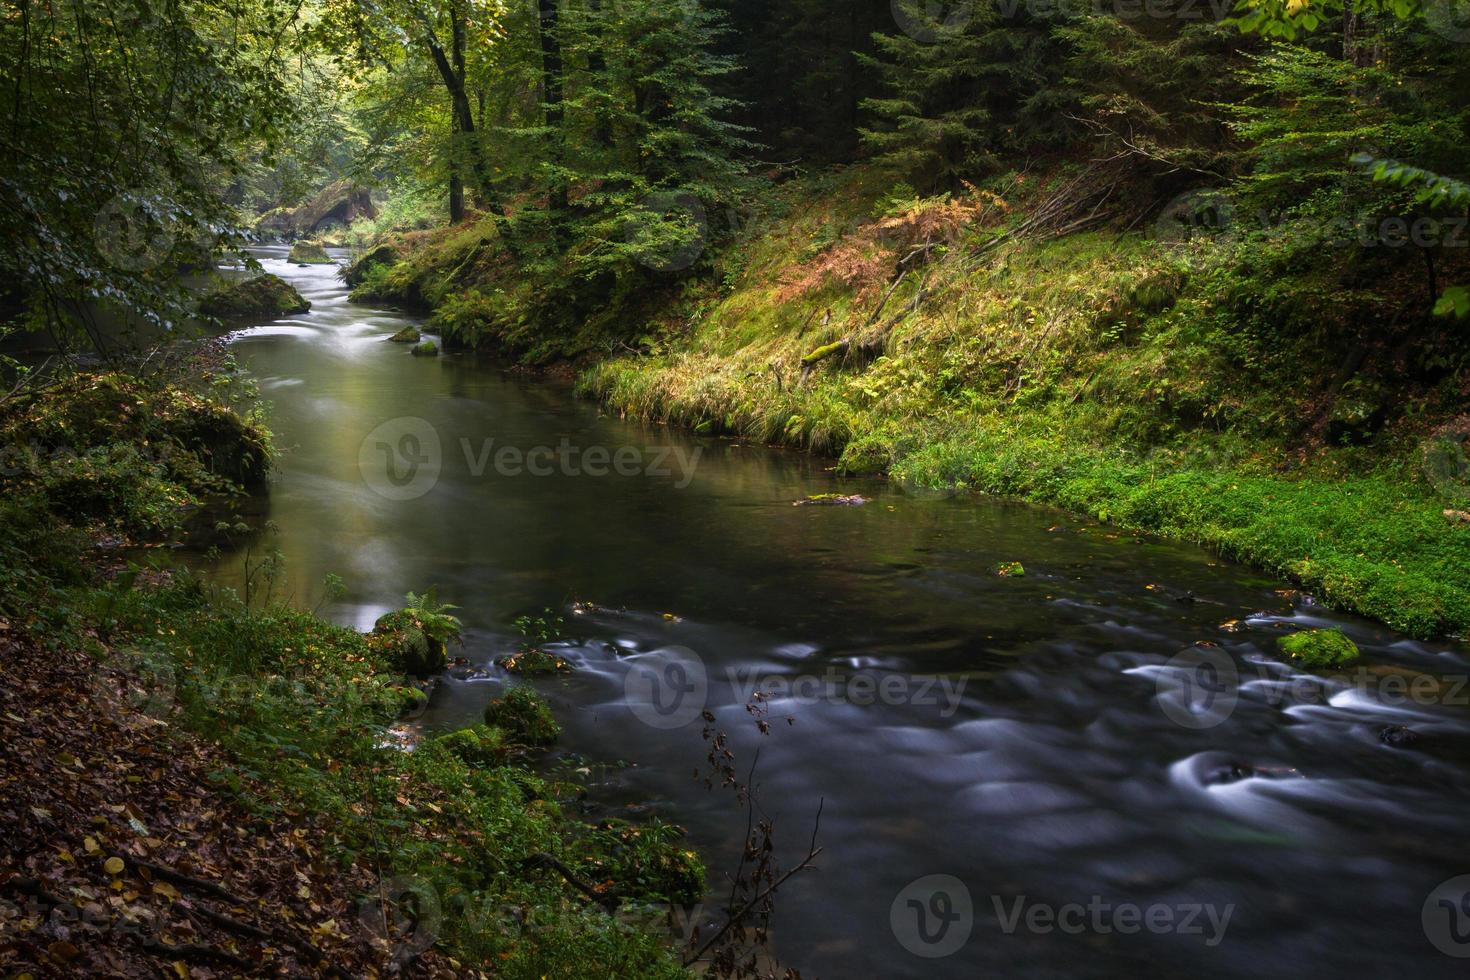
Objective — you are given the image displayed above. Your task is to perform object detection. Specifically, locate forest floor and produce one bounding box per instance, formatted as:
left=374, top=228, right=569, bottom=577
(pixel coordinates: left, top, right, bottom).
left=0, top=625, right=460, bottom=980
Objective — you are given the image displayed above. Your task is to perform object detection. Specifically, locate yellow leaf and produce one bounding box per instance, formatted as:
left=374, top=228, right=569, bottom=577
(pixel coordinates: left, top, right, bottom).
left=152, top=881, right=180, bottom=901
left=84, top=837, right=100, bottom=854
left=104, top=857, right=125, bottom=875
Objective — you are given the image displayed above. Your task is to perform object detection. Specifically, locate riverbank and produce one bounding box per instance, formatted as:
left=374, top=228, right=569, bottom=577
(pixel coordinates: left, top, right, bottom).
left=0, top=370, right=689, bottom=977
left=350, top=163, right=1470, bottom=639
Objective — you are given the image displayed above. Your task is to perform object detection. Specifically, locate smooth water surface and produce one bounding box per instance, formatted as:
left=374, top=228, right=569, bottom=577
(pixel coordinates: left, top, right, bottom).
left=205, top=247, right=1470, bottom=979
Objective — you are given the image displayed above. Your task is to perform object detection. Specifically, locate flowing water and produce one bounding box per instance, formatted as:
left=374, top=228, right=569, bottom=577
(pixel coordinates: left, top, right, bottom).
left=203, top=246, right=1470, bottom=978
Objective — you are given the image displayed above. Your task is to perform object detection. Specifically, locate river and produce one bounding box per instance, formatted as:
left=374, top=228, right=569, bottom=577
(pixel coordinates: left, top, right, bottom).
left=202, top=246, right=1470, bottom=978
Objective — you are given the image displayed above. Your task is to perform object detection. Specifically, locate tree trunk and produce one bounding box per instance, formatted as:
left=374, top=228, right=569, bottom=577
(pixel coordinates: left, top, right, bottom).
left=537, top=0, right=568, bottom=226
left=416, top=4, right=514, bottom=245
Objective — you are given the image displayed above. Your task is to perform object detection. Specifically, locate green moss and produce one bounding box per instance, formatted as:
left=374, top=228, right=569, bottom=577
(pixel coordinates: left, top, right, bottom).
left=387, top=684, right=428, bottom=718
left=198, top=274, right=309, bottom=319
left=344, top=243, right=401, bottom=287
left=287, top=239, right=333, bottom=264
left=388, top=325, right=421, bottom=344
left=484, top=686, right=561, bottom=746
left=996, top=561, right=1026, bottom=577
left=411, top=339, right=439, bottom=357
left=496, top=648, right=571, bottom=675
left=1279, top=628, right=1361, bottom=667
left=433, top=725, right=513, bottom=767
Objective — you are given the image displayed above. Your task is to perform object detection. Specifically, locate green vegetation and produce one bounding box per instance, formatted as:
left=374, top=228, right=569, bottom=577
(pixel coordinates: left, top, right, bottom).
left=198, top=274, right=311, bottom=319
left=1280, top=628, right=1363, bottom=667
left=389, top=325, right=423, bottom=344
left=0, top=373, right=693, bottom=976
left=485, top=686, right=563, bottom=747
left=412, top=339, right=441, bottom=357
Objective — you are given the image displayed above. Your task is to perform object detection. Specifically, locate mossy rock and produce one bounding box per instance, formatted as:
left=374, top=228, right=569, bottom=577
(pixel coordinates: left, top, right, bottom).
left=368, top=609, right=446, bottom=676
left=1279, top=628, right=1360, bottom=667
left=344, top=244, right=401, bottom=287
left=387, top=684, right=429, bottom=719
left=388, top=326, right=421, bottom=344
left=198, top=274, right=309, bottom=319
left=484, top=686, right=561, bottom=746
left=173, top=402, right=273, bottom=489
left=495, top=648, right=570, bottom=675
left=434, top=725, right=512, bottom=767
left=995, top=561, right=1026, bottom=577
left=411, top=340, right=439, bottom=357
left=287, top=240, right=334, bottom=264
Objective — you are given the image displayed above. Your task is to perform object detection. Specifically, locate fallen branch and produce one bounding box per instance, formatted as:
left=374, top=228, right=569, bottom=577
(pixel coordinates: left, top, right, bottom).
left=522, top=852, right=619, bottom=911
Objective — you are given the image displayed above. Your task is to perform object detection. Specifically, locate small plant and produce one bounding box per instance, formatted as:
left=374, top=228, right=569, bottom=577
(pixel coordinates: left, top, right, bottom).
left=404, top=589, right=462, bottom=647
left=497, top=610, right=571, bottom=674
left=995, top=561, right=1025, bottom=577
left=483, top=685, right=561, bottom=746
left=1279, top=628, right=1360, bottom=667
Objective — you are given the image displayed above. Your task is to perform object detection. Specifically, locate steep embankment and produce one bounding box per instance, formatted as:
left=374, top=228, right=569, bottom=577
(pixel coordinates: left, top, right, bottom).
left=359, top=164, right=1470, bottom=638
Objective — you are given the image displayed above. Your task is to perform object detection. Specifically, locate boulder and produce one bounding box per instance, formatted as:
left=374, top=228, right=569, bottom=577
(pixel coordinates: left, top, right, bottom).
left=252, top=180, right=377, bottom=240
left=287, top=240, right=333, bottom=265
left=198, top=274, right=309, bottom=320
left=368, top=610, right=446, bottom=676
left=1279, top=628, right=1360, bottom=668
left=411, top=340, right=439, bottom=357
left=344, top=244, right=401, bottom=287
left=388, top=326, right=421, bottom=344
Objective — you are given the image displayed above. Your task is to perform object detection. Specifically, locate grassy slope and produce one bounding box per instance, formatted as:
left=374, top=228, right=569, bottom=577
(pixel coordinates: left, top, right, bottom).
left=576, top=165, right=1470, bottom=639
